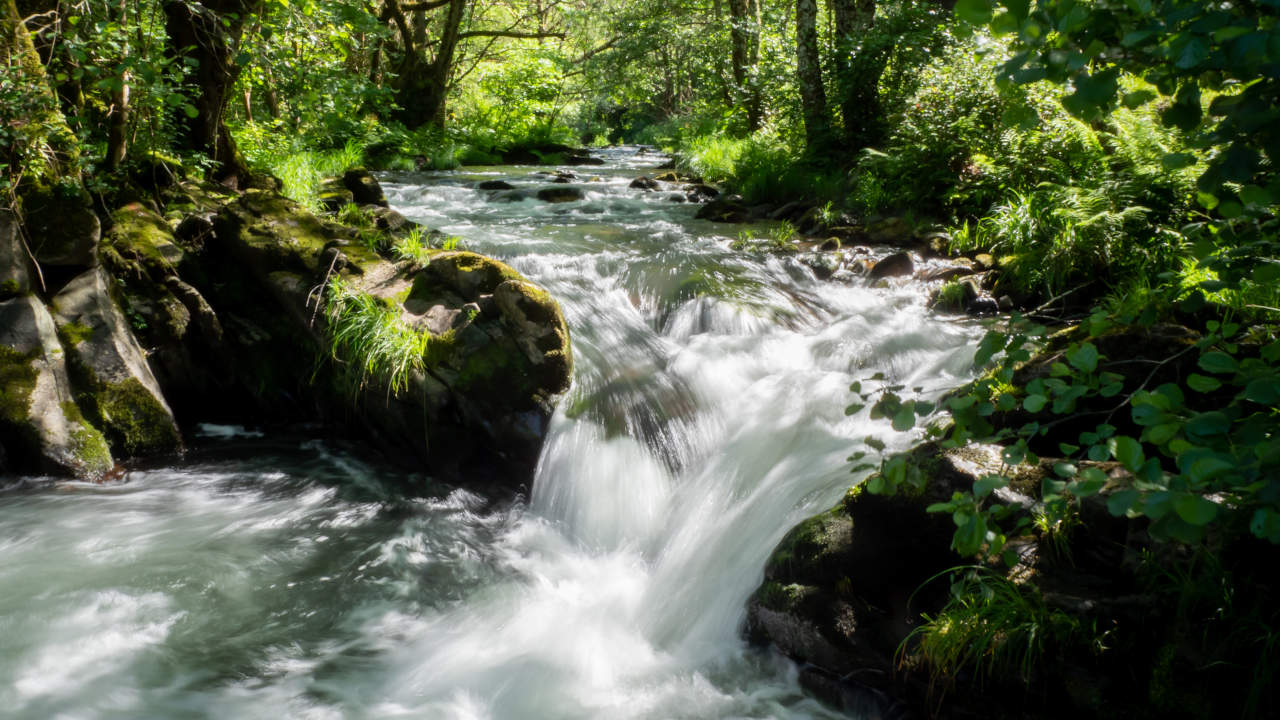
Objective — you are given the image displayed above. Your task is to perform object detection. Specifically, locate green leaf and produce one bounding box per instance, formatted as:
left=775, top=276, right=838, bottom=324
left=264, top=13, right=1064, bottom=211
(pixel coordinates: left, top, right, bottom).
left=1187, top=455, right=1234, bottom=482
left=1107, top=489, right=1139, bottom=516
left=1109, top=435, right=1144, bottom=471
left=182, top=103, right=200, bottom=119
left=1066, top=342, right=1099, bottom=373
left=1053, top=462, right=1077, bottom=478
left=974, top=331, right=1006, bottom=367
left=1023, top=393, right=1048, bottom=412
left=1185, top=411, right=1231, bottom=439
left=892, top=405, right=917, bottom=431
left=974, top=474, right=1009, bottom=499
left=1145, top=423, right=1181, bottom=445
left=1069, top=467, right=1108, bottom=497
left=1198, top=351, right=1238, bottom=374
left=1173, top=493, right=1219, bottom=526
left=1186, top=374, right=1222, bottom=392
left=864, top=435, right=886, bottom=452
left=1244, top=378, right=1280, bottom=405
left=845, top=403, right=866, bottom=415
left=1161, top=152, right=1197, bottom=171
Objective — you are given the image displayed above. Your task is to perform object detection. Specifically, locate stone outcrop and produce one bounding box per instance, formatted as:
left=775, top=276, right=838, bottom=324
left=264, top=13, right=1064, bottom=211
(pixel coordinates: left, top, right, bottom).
left=0, top=294, right=114, bottom=477
left=2, top=170, right=574, bottom=487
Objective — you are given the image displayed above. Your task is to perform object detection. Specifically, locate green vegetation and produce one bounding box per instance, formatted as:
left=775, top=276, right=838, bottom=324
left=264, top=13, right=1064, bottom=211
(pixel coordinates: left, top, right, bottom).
left=325, top=276, right=450, bottom=395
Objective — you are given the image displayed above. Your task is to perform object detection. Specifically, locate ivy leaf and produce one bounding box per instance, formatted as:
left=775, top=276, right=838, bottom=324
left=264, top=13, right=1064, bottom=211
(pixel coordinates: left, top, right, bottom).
left=1023, top=393, right=1048, bottom=412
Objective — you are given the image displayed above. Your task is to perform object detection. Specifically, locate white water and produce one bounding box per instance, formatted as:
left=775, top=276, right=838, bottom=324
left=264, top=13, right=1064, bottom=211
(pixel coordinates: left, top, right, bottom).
left=0, top=147, right=982, bottom=719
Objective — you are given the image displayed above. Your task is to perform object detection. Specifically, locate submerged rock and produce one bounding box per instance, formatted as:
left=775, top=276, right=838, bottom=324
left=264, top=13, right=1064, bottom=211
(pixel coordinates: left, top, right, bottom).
left=477, top=180, right=515, bottom=191
left=630, top=176, right=660, bottom=191
left=695, top=197, right=750, bottom=223
left=537, top=187, right=583, bottom=203
left=0, top=295, right=114, bottom=477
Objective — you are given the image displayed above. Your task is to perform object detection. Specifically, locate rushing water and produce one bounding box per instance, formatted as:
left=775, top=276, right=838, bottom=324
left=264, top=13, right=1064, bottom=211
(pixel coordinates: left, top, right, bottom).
left=0, top=147, right=984, bottom=719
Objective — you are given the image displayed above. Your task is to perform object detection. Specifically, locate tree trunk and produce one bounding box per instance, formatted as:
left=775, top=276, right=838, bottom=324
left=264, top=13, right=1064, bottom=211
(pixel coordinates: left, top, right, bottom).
left=829, top=0, right=880, bottom=152
left=161, top=0, right=262, bottom=186
left=104, top=0, right=130, bottom=171
left=2, top=0, right=78, bottom=187
left=796, top=0, right=830, bottom=152
left=388, top=0, right=467, bottom=130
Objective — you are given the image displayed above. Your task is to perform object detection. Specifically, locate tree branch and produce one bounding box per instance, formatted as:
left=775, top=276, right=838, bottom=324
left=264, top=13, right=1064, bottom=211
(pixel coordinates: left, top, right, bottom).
left=456, top=29, right=564, bottom=40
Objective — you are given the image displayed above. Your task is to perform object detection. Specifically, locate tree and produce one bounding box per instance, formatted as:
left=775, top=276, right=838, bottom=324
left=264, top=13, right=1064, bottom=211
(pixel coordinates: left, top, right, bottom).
left=728, top=0, right=762, bottom=130
left=379, top=0, right=564, bottom=130
left=795, top=0, right=829, bottom=151
left=829, top=0, right=880, bottom=152
left=162, top=0, right=264, bottom=184
left=2, top=0, right=78, bottom=195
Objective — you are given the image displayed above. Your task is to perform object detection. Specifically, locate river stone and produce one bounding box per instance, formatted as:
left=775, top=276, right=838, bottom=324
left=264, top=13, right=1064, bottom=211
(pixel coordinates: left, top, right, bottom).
left=52, top=268, right=181, bottom=457
left=22, top=185, right=101, bottom=268
left=695, top=198, right=750, bottom=223
left=684, top=183, right=719, bottom=201
left=342, top=168, right=389, bottom=207
left=537, top=187, right=583, bottom=203
left=0, top=295, right=113, bottom=477
left=630, top=176, right=660, bottom=191
left=867, top=251, right=913, bottom=280
left=477, top=180, right=515, bottom=191
left=0, top=209, right=31, bottom=299
left=865, top=216, right=912, bottom=245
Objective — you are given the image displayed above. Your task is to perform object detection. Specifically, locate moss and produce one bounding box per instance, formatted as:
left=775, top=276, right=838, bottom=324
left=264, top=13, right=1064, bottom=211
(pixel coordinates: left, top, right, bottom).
left=0, top=278, right=21, bottom=298
left=0, top=345, right=37, bottom=425
left=60, top=400, right=113, bottom=472
left=95, top=378, right=180, bottom=456
left=764, top=504, right=852, bottom=582
left=753, top=581, right=813, bottom=613
left=57, top=320, right=93, bottom=347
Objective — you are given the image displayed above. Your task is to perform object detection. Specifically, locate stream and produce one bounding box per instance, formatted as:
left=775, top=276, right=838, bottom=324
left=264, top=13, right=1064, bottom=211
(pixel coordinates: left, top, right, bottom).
left=0, top=147, right=984, bottom=719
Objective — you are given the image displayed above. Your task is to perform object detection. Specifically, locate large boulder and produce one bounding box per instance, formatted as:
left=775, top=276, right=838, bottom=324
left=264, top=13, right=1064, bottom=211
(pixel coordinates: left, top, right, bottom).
left=52, top=268, right=181, bottom=457
left=205, top=190, right=574, bottom=479
left=0, top=295, right=113, bottom=477
left=747, top=443, right=1023, bottom=711
left=20, top=184, right=100, bottom=268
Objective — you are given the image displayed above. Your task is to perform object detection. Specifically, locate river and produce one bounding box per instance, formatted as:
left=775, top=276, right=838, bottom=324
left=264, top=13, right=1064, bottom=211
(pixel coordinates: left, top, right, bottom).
left=0, top=147, right=983, bottom=719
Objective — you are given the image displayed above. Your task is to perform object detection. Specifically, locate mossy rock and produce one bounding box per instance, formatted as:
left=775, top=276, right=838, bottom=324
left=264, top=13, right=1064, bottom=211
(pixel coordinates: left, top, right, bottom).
left=0, top=295, right=113, bottom=477
left=53, top=269, right=181, bottom=458
left=0, top=209, right=31, bottom=299
left=19, top=181, right=101, bottom=268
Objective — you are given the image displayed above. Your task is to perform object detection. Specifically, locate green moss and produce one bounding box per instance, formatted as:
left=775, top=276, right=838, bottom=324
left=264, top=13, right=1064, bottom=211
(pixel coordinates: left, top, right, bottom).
left=57, top=320, right=93, bottom=347
left=96, top=378, right=180, bottom=456
left=0, top=345, right=37, bottom=425
left=765, top=504, right=851, bottom=580
left=753, top=581, right=813, bottom=613
left=0, top=278, right=21, bottom=298
left=60, top=400, right=113, bottom=472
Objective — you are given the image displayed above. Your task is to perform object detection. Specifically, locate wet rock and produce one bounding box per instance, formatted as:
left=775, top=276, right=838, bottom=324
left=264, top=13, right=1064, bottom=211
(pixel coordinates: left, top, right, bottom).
left=819, top=237, right=842, bottom=252
left=52, top=268, right=181, bottom=457
left=654, top=171, right=679, bottom=182
left=565, top=154, right=605, bottom=166
left=477, top=180, right=515, bottom=191
left=667, top=194, right=687, bottom=203
left=537, top=187, right=583, bottom=203
left=928, top=276, right=979, bottom=312
left=490, top=190, right=531, bottom=203
left=973, top=252, right=996, bottom=270
left=0, top=210, right=31, bottom=299
left=366, top=206, right=423, bottom=239
left=695, top=197, right=750, bottom=223
left=867, top=251, right=913, bottom=280
left=21, top=184, right=100, bottom=268
left=0, top=294, right=114, bottom=478
left=684, top=183, right=719, bottom=201
left=922, top=259, right=976, bottom=282
left=746, top=443, right=1025, bottom=696
left=630, top=176, right=660, bottom=191
left=920, top=231, right=952, bottom=258
left=341, top=168, right=388, bottom=207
